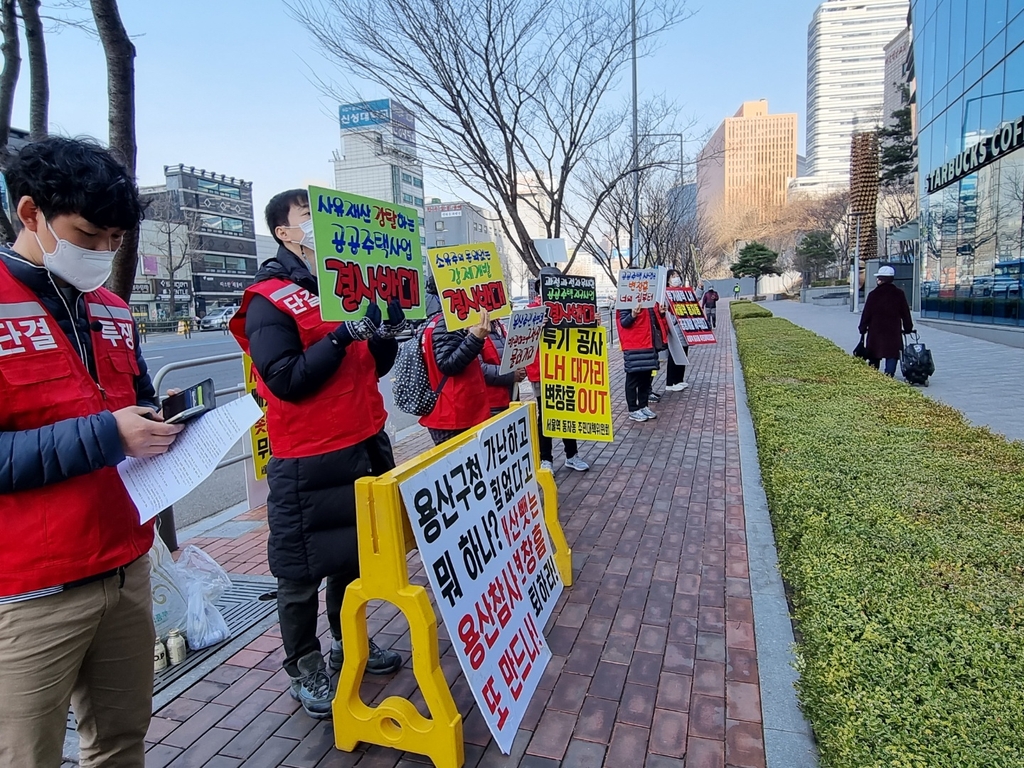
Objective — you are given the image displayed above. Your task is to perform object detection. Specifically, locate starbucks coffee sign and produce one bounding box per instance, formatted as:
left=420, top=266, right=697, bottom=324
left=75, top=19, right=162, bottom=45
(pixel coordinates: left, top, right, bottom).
left=927, top=115, right=1024, bottom=194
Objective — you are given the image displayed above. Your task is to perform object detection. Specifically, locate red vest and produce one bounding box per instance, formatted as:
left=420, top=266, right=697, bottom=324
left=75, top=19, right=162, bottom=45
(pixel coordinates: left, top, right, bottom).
left=419, top=315, right=490, bottom=430
left=481, top=327, right=511, bottom=411
left=617, top=306, right=668, bottom=351
left=230, top=279, right=386, bottom=459
left=0, top=262, right=152, bottom=597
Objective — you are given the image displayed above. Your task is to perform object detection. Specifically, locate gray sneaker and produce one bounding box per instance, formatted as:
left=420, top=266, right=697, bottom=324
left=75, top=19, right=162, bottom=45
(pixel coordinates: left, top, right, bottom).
left=640, top=407, right=658, bottom=419
left=327, top=639, right=402, bottom=676
left=289, top=652, right=333, bottom=719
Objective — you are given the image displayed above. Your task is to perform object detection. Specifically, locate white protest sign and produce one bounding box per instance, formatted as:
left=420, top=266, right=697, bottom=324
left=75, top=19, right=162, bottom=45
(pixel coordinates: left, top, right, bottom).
left=499, top=306, right=547, bottom=375
left=616, top=268, right=659, bottom=309
left=398, top=408, right=562, bottom=754
left=118, top=395, right=263, bottom=523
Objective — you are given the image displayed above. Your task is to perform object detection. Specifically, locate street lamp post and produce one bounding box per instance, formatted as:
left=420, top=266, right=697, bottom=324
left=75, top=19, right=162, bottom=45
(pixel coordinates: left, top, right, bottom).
left=851, top=213, right=862, bottom=314
left=629, top=0, right=639, bottom=268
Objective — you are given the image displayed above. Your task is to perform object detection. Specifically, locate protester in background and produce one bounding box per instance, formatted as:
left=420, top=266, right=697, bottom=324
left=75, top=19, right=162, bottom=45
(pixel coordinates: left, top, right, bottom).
left=421, top=278, right=492, bottom=444
left=618, top=300, right=668, bottom=422
left=230, top=188, right=404, bottom=720
left=701, top=286, right=720, bottom=329
left=858, top=265, right=913, bottom=377
left=479, top=318, right=525, bottom=416
left=664, top=269, right=690, bottom=392
left=0, top=137, right=183, bottom=767
left=527, top=267, right=590, bottom=472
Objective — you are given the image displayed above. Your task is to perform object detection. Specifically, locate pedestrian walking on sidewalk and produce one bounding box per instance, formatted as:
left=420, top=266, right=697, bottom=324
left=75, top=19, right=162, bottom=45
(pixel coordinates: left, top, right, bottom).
left=733, top=283, right=741, bottom=299
left=0, top=137, right=184, bottom=767
left=701, top=286, right=720, bottom=329
left=230, top=189, right=404, bottom=720
left=617, top=301, right=669, bottom=422
left=421, top=277, right=492, bottom=445
left=858, top=265, right=914, bottom=378
left=665, top=269, right=691, bottom=392
left=527, top=267, right=590, bottom=472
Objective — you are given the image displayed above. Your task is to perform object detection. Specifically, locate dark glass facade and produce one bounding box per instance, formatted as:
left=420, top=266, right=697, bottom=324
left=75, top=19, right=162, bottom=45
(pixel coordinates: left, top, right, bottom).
left=914, top=0, right=1024, bottom=326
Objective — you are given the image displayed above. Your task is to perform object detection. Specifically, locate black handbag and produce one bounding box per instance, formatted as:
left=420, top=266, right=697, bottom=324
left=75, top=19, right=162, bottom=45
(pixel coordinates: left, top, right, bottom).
left=852, top=334, right=870, bottom=360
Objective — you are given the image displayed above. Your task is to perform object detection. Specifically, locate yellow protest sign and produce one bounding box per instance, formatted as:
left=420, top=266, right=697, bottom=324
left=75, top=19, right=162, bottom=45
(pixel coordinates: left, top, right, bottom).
left=243, top=354, right=271, bottom=481
left=428, top=242, right=511, bottom=331
left=539, top=326, right=613, bottom=442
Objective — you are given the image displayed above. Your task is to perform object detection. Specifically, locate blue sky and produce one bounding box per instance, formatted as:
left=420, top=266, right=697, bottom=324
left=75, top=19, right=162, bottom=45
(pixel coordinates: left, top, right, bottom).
left=13, top=0, right=823, bottom=233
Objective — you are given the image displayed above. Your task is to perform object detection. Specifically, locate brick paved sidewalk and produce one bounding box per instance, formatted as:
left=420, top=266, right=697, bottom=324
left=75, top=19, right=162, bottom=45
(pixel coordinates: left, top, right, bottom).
left=127, top=315, right=769, bottom=768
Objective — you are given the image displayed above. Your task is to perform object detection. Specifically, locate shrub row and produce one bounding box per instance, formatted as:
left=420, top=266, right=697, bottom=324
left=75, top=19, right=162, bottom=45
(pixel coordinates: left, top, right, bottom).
left=732, top=311, right=1024, bottom=767
left=729, top=300, right=774, bottom=320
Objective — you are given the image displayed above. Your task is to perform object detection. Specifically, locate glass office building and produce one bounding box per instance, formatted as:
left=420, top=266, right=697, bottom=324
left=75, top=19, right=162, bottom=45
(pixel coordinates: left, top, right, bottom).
left=914, top=0, right=1024, bottom=327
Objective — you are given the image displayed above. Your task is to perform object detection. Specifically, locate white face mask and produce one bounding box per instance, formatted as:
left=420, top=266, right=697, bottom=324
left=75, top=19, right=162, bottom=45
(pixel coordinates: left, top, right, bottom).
left=35, top=223, right=116, bottom=292
left=285, top=220, right=316, bottom=255
left=669, top=277, right=683, bottom=287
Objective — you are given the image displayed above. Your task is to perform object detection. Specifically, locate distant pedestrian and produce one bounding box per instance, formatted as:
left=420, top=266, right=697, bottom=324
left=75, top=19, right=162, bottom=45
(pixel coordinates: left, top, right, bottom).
left=617, top=302, right=668, bottom=422
left=858, top=265, right=913, bottom=377
left=733, top=283, right=741, bottom=299
left=701, top=287, right=720, bottom=329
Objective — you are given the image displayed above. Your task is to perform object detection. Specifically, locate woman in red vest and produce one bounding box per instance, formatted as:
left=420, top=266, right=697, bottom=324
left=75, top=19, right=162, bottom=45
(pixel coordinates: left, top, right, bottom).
left=478, top=319, right=525, bottom=416
left=420, top=278, right=492, bottom=444
left=617, top=302, right=669, bottom=422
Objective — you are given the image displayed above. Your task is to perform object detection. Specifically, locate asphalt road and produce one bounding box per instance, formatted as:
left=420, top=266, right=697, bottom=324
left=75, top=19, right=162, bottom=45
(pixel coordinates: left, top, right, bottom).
left=139, top=330, right=422, bottom=530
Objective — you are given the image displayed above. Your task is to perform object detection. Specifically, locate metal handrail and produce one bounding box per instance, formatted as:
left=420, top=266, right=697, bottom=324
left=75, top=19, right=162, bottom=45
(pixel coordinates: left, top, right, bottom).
left=152, top=353, right=251, bottom=469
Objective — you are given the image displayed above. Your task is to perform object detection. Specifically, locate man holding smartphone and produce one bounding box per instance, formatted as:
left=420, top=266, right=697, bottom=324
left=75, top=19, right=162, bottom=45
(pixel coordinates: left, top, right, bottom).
left=230, top=189, right=405, bottom=719
left=0, top=137, right=183, bottom=767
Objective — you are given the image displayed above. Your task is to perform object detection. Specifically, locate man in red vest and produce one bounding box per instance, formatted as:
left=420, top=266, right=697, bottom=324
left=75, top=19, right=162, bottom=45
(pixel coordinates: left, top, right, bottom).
left=0, top=137, right=183, bottom=766
left=230, top=189, right=403, bottom=719
left=617, top=302, right=669, bottom=422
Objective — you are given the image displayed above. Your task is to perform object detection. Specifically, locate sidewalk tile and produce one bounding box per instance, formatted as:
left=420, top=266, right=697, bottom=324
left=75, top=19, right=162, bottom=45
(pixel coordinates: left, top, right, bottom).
left=649, top=708, right=688, bottom=757
left=575, top=696, right=618, bottom=743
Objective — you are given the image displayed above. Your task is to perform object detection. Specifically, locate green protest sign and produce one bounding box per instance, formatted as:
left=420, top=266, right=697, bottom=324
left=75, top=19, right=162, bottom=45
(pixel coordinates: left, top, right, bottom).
left=308, top=185, right=426, bottom=322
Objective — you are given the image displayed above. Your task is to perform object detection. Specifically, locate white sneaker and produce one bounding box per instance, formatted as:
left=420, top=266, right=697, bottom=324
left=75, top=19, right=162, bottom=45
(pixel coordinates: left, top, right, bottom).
left=540, top=460, right=553, bottom=472
left=665, top=383, right=683, bottom=392
left=641, top=407, right=658, bottom=419
left=564, top=455, right=590, bottom=472
left=679, top=382, right=690, bottom=390
left=628, top=410, right=649, bottom=422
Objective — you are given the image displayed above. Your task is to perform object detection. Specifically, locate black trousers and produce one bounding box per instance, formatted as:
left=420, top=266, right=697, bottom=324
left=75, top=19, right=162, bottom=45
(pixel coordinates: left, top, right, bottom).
left=532, top=382, right=578, bottom=462
left=667, top=360, right=687, bottom=386
left=277, top=573, right=348, bottom=678
left=624, top=370, right=653, bottom=411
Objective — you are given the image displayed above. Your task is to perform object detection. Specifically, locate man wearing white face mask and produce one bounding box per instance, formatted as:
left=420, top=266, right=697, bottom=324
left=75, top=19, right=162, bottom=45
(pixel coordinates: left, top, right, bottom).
left=229, top=188, right=405, bottom=719
left=0, top=137, right=184, bottom=767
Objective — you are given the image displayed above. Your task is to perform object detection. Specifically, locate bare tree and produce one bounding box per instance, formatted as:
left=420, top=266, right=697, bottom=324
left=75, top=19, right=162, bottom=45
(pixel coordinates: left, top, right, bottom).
left=17, top=0, right=46, bottom=140
left=289, top=0, right=690, bottom=275
left=91, top=0, right=137, bottom=301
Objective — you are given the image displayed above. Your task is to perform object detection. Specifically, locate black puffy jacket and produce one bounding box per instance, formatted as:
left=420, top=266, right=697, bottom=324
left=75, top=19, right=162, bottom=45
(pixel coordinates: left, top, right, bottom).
left=479, top=324, right=514, bottom=393
left=425, top=302, right=485, bottom=377
left=244, top=247, right=398, bottom=582
left=0, top=250, right=157, bottom=494
left=618, top=308, right=663, bottom=374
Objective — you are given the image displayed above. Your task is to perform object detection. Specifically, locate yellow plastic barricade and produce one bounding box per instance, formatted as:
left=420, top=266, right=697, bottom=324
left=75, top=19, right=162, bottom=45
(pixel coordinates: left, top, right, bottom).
left=332, top=402, right=571, bottom=767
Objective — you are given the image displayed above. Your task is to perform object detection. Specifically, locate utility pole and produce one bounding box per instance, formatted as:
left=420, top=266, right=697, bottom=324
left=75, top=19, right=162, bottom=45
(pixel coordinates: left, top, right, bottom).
left=629, top=0, right=639, bottom=268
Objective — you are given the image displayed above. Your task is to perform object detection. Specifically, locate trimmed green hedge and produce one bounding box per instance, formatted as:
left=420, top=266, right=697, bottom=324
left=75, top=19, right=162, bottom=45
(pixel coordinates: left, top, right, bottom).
left=733, top=313, right=1024, bottom=767
left=730, top=301, right=774, bottom=320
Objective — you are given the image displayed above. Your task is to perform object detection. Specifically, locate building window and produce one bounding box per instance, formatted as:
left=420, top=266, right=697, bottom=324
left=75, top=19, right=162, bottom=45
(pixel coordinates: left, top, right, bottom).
left=196, top=178, right=242, bottom=200
left=413, top=177, right=423, bottom=188
left=436, top=239, right=446, bottom=247
left=414, top=197, right=424, bottom=207
left=198, top=214, right=245, bottom=235
left=434, top=221, right=444, bottom=231
left=402, top=193, right=414, bottom=204
left=402, top=173, right=413, bottom=184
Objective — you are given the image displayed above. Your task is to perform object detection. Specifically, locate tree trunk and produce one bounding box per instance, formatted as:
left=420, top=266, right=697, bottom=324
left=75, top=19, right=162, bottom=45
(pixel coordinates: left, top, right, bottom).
left=17, top=0, right=46, bottom=141
left=91, top=0, right=137, bottom=302
left=0, top=0, right=20, bottom=242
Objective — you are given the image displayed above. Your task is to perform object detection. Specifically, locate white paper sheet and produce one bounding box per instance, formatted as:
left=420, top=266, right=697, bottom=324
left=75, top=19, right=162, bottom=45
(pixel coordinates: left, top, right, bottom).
left=118, top=395, right=264, bottom=523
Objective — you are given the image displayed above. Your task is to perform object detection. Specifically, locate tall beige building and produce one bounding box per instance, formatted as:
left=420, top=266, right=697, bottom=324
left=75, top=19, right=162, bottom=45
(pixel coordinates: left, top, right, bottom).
left=696, top=100, right=798, bottom=218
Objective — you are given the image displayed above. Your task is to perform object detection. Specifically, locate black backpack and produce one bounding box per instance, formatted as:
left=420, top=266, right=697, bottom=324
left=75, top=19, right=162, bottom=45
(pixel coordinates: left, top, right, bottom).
left=901, top=333, right=935, bottom=386
left=391, top=316, right=449, bottom=415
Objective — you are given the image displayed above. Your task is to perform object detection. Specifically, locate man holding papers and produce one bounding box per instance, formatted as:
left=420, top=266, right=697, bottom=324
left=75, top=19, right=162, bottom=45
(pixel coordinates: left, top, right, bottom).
left=0, top=138, right=182, bottom=767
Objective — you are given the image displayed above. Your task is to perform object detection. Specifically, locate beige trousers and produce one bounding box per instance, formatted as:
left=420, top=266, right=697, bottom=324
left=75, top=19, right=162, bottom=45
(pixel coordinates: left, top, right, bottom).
left=0, top=557, right=155, bottom=768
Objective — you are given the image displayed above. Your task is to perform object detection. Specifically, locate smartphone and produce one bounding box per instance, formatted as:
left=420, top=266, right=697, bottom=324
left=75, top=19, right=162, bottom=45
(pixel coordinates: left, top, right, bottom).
left=162, top=378, right=216, bottom=425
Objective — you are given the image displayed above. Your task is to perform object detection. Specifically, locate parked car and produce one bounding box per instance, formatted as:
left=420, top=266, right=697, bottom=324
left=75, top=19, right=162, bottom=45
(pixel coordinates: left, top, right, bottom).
left=199, top=306, right=238, bottom=331
left=510, top=295, right=530, bottom=311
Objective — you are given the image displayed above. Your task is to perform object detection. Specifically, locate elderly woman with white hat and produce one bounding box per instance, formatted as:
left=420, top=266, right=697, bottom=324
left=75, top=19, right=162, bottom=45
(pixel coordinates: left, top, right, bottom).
left=858, top=265, right=914, bottom=377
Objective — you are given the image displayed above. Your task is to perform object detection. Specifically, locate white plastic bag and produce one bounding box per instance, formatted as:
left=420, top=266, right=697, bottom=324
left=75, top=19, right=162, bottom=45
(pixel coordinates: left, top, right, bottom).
left=177, top=545, right=232, bottom=650
left=149, top=534, right=188, bottom=638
